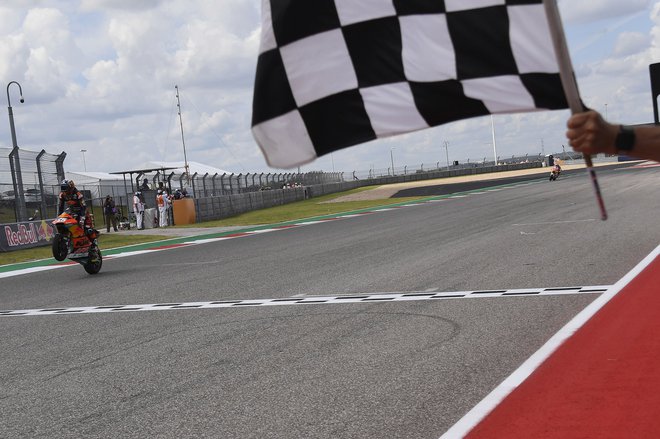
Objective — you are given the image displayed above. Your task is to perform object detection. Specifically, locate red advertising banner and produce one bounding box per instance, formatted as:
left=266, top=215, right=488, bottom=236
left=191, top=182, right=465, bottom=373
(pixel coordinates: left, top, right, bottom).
left=0, top=219, right=56, bottom=252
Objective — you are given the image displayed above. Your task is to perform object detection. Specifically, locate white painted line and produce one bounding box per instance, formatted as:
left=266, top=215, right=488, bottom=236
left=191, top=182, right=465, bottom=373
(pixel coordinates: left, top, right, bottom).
left=513, top=219, right=597, bottom=226
left=0, top=264, right=67, bottom=279
left=439, top=244, right=660, bottom=439
left=338, top=214, right=369, bottom=218
left=295, top=220, right=332, bottom=225
left=0, top=286, right=608, bottom=318
left=187, top=238, right=231, bottom=245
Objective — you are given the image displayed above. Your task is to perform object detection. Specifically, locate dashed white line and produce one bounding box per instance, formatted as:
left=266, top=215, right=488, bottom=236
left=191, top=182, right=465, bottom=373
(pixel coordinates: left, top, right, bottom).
left=0, top=286, right=609, bottom=318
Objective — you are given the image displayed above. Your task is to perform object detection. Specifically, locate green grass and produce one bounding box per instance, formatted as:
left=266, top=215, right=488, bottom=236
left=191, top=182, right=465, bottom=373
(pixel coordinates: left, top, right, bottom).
left=179, top=186, right=424, bottom=227
left=1, top=186, right=425, bottom=266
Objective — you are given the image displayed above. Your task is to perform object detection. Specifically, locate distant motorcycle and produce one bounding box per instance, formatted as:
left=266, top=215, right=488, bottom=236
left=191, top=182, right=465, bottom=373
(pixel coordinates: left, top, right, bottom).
left=549, top=166, right=561, bottom=181
left=51, top=212, right=102, bottom=274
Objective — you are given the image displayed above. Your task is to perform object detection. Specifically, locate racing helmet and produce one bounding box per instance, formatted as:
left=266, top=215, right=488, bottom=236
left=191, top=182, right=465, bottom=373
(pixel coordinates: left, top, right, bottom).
left=61, top=179, right=76, bottom=193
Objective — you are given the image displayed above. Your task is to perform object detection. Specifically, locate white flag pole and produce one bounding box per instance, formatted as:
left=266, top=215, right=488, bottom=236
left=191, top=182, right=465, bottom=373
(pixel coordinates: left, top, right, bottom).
left=544, top=0, right=608, bottom=220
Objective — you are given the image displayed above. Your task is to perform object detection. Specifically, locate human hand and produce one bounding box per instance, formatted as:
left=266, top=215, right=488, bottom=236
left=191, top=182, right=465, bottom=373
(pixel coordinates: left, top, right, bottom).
left=566, top=110, right=618, bottom=155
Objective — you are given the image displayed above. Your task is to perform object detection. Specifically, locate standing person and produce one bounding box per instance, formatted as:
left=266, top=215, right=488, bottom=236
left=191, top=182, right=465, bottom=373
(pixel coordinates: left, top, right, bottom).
left=133, top=191, right=145, bottom=230
left=103, top=195, right=118, bottom=232
left=156, top=190, right=169, bottom=227
left=566, top=110, right=660, bottom=161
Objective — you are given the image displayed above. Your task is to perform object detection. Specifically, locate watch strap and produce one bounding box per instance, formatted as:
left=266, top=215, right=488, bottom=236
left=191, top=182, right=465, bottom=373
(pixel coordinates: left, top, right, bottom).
left=615, top=125, right=635, bottom=152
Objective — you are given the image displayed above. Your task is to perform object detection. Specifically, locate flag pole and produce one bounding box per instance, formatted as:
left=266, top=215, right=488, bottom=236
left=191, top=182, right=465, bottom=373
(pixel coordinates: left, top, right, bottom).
left=544, top=0, right=608, bottom=220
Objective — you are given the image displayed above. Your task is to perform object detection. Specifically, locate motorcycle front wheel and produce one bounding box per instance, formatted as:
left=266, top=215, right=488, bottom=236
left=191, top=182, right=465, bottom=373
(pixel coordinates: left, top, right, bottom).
left=52, top=234, right=68, bottom=261
left=83, top=248, right=102, bottom=274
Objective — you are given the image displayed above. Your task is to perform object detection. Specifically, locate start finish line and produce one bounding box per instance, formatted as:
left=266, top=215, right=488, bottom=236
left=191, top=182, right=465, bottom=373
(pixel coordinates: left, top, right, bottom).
left=0, top=286, right=608, bottom=318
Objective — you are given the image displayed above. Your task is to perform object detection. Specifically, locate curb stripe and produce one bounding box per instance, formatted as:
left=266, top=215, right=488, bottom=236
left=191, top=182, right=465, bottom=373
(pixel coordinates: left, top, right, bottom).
left=440, top=244, right=660, bottom=439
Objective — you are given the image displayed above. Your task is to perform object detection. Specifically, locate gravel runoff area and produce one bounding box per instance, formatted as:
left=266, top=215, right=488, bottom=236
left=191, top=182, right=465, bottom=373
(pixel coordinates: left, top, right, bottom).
left=325, top=161, right=622, bottom=202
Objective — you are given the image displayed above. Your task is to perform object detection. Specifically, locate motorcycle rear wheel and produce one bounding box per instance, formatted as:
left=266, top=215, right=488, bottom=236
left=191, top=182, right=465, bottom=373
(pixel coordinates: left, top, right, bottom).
left=84, top=248, right=103, bottom=274
left=52, top=234, right=68, bottom=261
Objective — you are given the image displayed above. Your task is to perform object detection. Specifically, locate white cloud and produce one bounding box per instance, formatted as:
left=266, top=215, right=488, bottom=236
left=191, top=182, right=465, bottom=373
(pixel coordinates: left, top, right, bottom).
left=613, top=31, right=649, bottom=56
left=559, top=0, right=650, bottom=23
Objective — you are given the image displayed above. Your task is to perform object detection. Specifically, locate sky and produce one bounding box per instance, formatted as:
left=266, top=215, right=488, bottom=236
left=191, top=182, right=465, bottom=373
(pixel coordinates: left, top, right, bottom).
left=0, top=0, right=658, bottom=176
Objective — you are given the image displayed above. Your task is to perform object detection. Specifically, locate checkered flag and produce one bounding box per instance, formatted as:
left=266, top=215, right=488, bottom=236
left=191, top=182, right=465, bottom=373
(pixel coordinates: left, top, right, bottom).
left=252, top=0, right=572, bottom=168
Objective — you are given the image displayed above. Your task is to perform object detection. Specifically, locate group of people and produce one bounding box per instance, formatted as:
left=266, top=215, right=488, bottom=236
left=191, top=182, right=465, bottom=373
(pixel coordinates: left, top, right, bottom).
left=132, top=184, right=173, bottom=230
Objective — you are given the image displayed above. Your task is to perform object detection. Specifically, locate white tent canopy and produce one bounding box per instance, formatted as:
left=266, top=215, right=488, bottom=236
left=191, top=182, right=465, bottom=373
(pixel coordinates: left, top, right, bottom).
left=65, top=171, right=127, bottom=200
left=137, top=161, right=231, bottom=176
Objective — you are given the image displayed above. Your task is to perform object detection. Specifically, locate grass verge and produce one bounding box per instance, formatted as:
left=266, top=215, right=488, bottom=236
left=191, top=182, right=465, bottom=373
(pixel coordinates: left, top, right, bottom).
left=178, top=186, right=423, bottom=227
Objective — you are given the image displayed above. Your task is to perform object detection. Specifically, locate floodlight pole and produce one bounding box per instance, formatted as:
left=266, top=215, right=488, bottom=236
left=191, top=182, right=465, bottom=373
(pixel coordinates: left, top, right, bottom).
left=175, top=85, right=191, bottom=185
left=490, top=115, right=498, bottom=166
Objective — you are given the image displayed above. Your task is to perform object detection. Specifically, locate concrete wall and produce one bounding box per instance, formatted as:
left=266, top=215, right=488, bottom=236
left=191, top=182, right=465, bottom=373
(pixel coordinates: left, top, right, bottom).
left=192, top=162, right=542, bottom=223
left=194, top=187, right=307, bottom=222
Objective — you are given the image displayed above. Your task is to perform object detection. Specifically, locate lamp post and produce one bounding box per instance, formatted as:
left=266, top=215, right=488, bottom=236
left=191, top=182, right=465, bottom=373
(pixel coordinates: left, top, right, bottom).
left=6, top=81, right=27, bottom=221
left=490, top=115, right=498, bottom=166
left=390, top=147, right=395, bottom=176
left=443, top=141, right=450, bottom=170
left=81, top=149, right=87, bottom=172
left=175, top=85, right=191, bottom=185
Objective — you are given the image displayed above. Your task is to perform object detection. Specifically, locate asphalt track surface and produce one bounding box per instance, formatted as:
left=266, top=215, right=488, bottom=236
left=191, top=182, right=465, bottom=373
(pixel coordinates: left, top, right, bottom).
left=1, top=163, right=659, bottom=438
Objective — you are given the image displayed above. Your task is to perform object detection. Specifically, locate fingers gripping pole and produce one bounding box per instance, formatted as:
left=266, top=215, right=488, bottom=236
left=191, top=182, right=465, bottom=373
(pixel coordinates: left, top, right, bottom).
left=544, top=0, right=608, bottom=220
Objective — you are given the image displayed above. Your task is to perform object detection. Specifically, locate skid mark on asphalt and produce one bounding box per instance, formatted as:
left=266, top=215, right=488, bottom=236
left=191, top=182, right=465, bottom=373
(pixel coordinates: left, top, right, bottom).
left=0, top=286, right=608, bottom=318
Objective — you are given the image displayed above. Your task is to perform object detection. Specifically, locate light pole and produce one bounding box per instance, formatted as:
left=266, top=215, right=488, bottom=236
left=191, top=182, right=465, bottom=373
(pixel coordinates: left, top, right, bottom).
left=490, top=115, right=498, bottom=166
left=175, top=85, right=191, bottom=185
left=443, top=141, right=450, bottom=170
left=604, top=103, right=608, bottom=120
left=7, top=82, right=24, bottom=147
left=390, top=147, right=395, bottom=176
left=7, top=81, right=27, bottom=221
left=80, top=149, right=87, bottom=172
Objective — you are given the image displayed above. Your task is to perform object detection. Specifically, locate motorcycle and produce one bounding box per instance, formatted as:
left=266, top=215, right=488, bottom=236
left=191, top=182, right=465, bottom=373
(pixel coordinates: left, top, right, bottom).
left=51, top=212, right=103, bottom=274
left=549, top=167, right=561, bottom=181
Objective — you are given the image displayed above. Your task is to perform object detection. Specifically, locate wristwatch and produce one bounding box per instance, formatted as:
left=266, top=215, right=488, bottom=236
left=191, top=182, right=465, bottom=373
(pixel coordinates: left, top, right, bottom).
left=615, top=125, right=635, bottom=152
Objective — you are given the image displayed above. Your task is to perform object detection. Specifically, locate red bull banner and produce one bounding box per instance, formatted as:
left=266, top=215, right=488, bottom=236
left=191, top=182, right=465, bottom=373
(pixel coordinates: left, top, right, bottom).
left=0, top=219, right=56, bottom=252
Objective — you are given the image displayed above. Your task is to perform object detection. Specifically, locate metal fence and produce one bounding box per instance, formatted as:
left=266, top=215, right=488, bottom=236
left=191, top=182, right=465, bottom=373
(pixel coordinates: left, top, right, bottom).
left=0, top=147, right=66, bottom=223
left=137, top=170, right=345, bottom=199
left=350, top=153, right=548, bottom=180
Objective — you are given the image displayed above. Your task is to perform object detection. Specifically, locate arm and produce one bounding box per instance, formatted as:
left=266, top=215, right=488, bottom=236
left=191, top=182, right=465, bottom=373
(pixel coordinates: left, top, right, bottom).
left=78, top=193, right=87, bottom=220
left=567, top=110, right=660, bottom=161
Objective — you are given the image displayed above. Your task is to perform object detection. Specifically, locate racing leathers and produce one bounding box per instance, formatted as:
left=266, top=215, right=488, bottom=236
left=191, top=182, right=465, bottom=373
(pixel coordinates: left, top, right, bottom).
left=58, top=189, right=87, bottom=225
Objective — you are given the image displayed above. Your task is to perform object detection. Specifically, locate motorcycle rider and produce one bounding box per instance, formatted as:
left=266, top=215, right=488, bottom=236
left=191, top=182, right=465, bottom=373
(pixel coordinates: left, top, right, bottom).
left=58, top=179, right=87, bottom=225
left=57, top=179, right=99, bottom=261
left=550, top=162, right=562, bottom=180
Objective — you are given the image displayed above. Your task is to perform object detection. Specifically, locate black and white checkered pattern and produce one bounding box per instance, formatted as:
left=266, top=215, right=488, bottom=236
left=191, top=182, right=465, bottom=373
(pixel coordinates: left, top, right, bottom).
left=252, top=0, right=569, bottom=168
left=0, top=286, right=607, bottom=317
